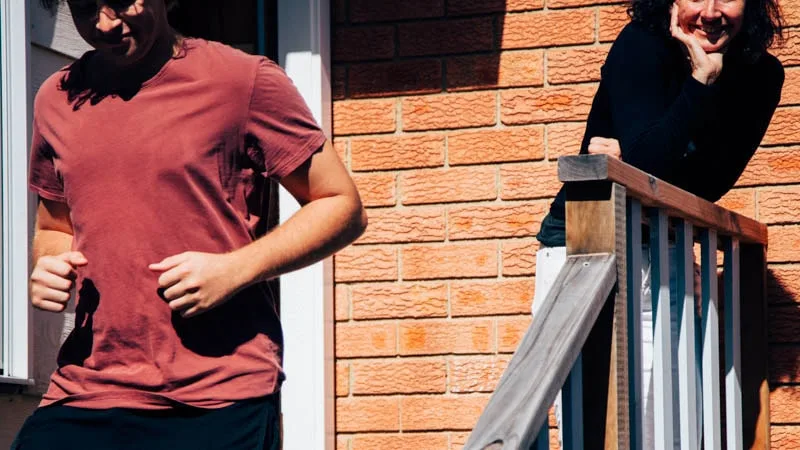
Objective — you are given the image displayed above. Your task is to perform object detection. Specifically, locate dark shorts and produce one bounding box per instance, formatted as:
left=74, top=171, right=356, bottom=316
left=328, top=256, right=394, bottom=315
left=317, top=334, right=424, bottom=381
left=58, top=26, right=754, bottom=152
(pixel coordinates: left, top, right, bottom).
left=10, top=395, right=280, bottom=450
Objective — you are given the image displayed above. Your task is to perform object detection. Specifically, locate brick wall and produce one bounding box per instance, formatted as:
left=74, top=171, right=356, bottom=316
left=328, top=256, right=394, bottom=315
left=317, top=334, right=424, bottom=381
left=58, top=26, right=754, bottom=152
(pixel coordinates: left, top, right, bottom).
left=331, top=0, right=800, bottom=448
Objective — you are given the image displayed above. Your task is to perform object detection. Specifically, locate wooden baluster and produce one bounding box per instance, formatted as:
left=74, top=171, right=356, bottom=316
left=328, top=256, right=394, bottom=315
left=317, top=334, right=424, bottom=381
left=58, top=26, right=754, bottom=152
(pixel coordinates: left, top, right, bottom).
left=563, top=354, right=585, bottom=449
left=564, top=180, right=630, bottom=450
left=649, top=208, right=674, bottom=450
left=723, top=237, right=743, bottom=450
left=676, top=219, right=700, bottom=450
left=701, top=229, right=722, bottom=450
left=626, top=199, right=643, bottom=450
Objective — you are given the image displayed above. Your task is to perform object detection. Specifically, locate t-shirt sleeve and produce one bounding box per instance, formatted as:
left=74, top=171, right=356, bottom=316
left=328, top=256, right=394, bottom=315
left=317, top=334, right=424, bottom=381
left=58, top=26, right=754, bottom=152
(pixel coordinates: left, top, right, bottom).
left=244, top=58, right=327, bottom=179
left=29, top=116, right=66, bottom=202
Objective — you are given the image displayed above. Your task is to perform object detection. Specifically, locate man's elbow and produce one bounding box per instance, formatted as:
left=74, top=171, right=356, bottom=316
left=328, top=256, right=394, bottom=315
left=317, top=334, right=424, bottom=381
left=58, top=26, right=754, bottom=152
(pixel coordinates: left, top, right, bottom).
left=348, top=199, right=368, bottom=242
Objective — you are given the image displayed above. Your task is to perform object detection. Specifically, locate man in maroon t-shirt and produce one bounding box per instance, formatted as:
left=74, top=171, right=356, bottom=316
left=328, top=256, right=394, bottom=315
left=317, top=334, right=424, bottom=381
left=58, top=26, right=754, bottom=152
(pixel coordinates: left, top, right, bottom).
left=13, top=1, right=367, bottom=449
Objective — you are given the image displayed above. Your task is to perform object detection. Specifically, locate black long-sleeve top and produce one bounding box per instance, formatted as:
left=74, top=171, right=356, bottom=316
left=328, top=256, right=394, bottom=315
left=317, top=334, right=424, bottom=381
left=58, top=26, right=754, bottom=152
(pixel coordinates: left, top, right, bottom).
left=536, top=21, right=784, bottom=247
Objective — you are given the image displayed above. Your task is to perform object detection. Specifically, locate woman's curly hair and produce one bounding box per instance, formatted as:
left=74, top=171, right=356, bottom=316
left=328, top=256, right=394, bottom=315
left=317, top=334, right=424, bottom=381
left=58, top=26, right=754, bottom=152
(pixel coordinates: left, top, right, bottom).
left=628, top=0, right=785, bottom=61
left=40, top=0, right=179, bottom=13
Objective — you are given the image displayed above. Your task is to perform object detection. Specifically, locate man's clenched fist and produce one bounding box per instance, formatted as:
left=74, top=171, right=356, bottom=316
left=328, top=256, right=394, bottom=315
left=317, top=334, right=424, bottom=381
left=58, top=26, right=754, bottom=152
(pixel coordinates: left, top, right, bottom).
left=30, top=251, right=88, bottom=312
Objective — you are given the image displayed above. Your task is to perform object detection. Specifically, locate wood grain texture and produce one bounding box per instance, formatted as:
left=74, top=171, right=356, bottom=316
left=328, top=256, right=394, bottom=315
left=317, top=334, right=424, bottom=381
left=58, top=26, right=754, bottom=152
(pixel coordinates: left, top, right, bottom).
left=558, top=155, right=768, bottom=244
left=464, top=254, right=617, bottom=450
left=566, top=181, right=630, bottom=450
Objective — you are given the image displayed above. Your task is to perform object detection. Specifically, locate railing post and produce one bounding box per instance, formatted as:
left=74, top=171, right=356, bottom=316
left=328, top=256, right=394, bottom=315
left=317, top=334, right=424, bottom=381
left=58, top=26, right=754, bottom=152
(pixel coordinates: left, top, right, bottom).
left=739, top=243, right=770, bottom=449
left=564, top=180, right=629, bottom=450
left=626, top=199, right=643, bottom=450
left=724, top=237, right=743, bottom=450
left=701, top=229, right=722, bottom=450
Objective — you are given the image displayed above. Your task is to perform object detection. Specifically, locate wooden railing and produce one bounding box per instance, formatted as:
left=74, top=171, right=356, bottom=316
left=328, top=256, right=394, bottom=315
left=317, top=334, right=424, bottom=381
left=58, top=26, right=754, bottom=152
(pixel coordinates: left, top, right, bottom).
left=465, top=155, right=770, bottom=450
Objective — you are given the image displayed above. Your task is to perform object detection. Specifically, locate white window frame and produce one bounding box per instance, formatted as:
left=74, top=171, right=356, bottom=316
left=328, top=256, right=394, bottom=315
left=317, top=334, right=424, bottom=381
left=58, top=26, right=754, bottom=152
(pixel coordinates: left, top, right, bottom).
left=277, top=0, right=334, bottom=448
left=0, top=0, right=32, bottom=384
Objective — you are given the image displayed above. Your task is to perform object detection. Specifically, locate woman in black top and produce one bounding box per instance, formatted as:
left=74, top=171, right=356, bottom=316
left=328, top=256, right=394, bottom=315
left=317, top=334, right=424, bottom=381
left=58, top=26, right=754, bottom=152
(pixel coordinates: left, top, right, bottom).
left=531, top=0, right=784, bottom=447
left=536, top=0, right=784, bottom=246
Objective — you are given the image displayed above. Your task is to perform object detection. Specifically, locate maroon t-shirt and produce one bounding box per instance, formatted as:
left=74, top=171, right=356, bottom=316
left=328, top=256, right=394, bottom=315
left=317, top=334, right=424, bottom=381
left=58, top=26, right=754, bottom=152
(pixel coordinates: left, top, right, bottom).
left=29, top=39, right=326, bottom=410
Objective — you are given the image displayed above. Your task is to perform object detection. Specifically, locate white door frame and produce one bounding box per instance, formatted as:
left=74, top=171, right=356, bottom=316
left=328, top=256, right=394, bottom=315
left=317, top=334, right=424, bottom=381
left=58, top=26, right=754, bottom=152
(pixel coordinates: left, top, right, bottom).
left=0, top=0, right=32, bottom=384
left=276, top=1, right=334, bottom=449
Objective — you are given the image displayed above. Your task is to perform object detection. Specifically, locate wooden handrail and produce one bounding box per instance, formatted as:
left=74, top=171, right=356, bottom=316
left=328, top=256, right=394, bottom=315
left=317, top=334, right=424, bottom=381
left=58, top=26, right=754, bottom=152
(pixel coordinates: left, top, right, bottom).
left=464, top=254, right=617, bottom=450
left=558, top=155, right=768, bottom=245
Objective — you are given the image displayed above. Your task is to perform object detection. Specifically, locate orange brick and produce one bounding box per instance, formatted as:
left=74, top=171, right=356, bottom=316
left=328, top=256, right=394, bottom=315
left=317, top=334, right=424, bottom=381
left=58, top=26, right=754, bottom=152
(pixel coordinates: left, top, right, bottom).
left=767, top=226, right=800, bottom=263
left=448, top=202, right=548, bottom=240
left=770, top=345, right=800, bottom=383
left=449, top=355, right=512, bottom=393
left=351, top=357, right=447, bottom=394
left=402, top=242, right=498, bottom=280
left=784, top=0, right=800, bottom=26
left=333, top=99, right=396, bottom=135
left=352, top=172, right=396, bottom=207
left=737, top=147, right=800, bottom=187
left=399, top=319, right=496, bottom=355
left=334, top=138, right=348, bottom=166
left=772, top=29, right=800, bottom=67
left=336, top=321, right=397, bottom=358
left=500, top=10, right=595, bottom=49
left=500, top=162, right=562, bottom=200
left=773, top=426, right=800, bottom=450
left=451, top=279, right=535, bottom=317
left=547, top=122, right=585, bottom=160
left=357, top=207, right=445, bottom=244
left=333, top=65, right=346, bottom=101
left=502, top=238, right=539, bottom=276
left=335, top=246, right=398, bottom=282
left=351, top=282, right=449, bottom=319
left=547, top=45, right=610, bottom=84
left=779, top=67, right=800, bottom=106
left=771, top=386, right=800, bottom=423
left=549, top=0, right=624, bottom=8
left=336, top=284, right=350, bottom=321
left=351, top=135, right=445, bottom=171
left=349, top=59, right=443, bottom=98
left=498, top=315, right=533, bottom=353
left=758, top=186, right=800, bottom=224
left=715, top=188, right=755, bottom=219
left=337, top=435, right=349, bottom=450
left=401, top=166, right=497, bottom=205
left=501, top=84, right=596, bottom=125
left=351, top=433, right=449, bottom=450
left=333, top=26, right=395, bottom=62
left=336, top=361, right=350, bottom=397
left=447, top=50, right=545, bottom=91
left=450, top=432, right=471, bottom=450
left=398, top=18, right=494, bottom=57
left=448, top=126, right=545, bottom=165
left=350, top=0, right=444, bottom=23
left=769, top=304, right=800, bottom=343
left=763, top=108, right=800, bottom=146
left=336, top=396, right=400, bottom=432
left=599, top=5, right=630, bottom=42
left=403, top=92, right=497, bottom=131
left=768, top=264, right=800, bottom=305
left=448, top=0, right=543, bottom=15
left=400, top=394, right=491, bottom=431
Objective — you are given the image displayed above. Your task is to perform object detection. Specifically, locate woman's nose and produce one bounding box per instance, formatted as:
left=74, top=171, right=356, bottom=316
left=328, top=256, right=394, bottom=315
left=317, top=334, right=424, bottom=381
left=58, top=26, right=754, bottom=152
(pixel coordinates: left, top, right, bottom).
left=700, top=0, right=723, bottom=20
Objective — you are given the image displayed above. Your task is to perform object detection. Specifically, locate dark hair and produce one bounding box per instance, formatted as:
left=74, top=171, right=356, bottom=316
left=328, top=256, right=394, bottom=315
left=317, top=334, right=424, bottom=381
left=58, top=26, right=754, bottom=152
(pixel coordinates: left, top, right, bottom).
left=40, top=0, right=179, bottom=13
left=628, top=0, right=785, bottom=61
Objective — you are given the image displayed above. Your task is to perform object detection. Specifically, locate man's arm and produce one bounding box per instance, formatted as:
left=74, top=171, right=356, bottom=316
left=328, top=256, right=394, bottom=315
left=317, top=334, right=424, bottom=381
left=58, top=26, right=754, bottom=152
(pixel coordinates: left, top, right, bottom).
left=151, top=141, right=368, bottom=318
left=30, top=198, right=88, bottom=312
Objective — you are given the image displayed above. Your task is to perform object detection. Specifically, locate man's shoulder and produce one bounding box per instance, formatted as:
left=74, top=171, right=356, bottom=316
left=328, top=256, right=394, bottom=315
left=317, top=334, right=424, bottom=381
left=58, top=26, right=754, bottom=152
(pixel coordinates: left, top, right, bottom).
left=33, top=62, right=75, bottom=115
left=183, top=39, right=263, bottom=77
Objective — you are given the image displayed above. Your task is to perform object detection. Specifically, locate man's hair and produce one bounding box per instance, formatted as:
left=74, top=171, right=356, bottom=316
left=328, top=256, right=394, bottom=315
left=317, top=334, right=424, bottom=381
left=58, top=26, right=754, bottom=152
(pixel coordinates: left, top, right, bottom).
left=40, top=0, right=179, bottom=13
left=628, top=0, right=784, bottom=61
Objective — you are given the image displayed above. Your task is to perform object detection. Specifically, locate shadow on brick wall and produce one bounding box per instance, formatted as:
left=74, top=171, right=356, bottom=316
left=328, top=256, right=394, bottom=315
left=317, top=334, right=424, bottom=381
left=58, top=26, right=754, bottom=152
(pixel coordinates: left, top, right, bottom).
left=332, top=1, right=512, bottom=100
left=766, top=269, right=800, bottom=386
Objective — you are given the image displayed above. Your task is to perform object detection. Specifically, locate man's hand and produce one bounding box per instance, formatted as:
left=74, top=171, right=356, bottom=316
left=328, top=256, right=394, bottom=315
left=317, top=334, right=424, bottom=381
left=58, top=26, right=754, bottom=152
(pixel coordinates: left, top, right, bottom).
left=149, top=252, right=244, bottom=318
left=31, top=251, right=88, bottom=312
left=588, top=137, right=622, bottom=159
left=670, top=3, right=724, bottom=85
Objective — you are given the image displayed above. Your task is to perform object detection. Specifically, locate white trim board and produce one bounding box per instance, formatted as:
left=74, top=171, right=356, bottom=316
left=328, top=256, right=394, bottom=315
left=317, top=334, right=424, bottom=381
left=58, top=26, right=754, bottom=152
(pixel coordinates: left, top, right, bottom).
left=276, top=0, right=334, bottom=449
left=1, top=0, right=32, bottom=383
